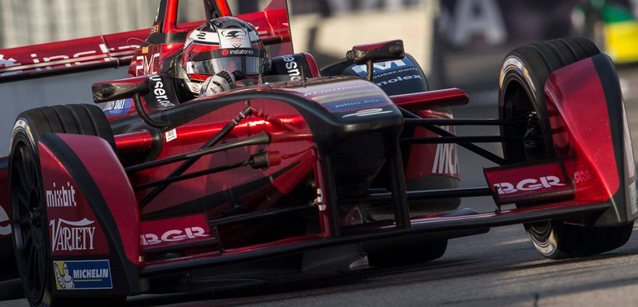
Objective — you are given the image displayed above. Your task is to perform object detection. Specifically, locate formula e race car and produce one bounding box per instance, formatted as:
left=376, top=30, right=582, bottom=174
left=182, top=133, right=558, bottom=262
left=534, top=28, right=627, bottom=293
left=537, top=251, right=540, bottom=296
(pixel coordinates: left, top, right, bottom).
left=0, top=0, right=636, bottom=306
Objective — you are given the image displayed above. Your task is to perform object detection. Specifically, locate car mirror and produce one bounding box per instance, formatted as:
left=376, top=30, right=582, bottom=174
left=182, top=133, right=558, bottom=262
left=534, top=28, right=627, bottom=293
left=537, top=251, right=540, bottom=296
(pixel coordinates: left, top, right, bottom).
left=346, top=40, right=405, bottom=81
left=92, top=76, right=170, bottom=129
left=92, top=76, right=150, bottom=103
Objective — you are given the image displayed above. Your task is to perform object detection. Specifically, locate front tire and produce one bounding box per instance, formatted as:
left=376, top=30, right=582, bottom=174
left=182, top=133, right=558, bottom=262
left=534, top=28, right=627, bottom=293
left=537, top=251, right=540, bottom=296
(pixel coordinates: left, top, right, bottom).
left=526, top=220, right=634, bottom=259
left=9, top=105, right=120, bottom=306
left=500, top=38, right=633, bottom=259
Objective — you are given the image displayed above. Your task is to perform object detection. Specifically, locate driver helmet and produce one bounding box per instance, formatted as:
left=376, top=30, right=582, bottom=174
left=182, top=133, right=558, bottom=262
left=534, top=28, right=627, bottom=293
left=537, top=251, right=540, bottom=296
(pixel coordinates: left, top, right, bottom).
left=181, top=16, right=267, bottom=94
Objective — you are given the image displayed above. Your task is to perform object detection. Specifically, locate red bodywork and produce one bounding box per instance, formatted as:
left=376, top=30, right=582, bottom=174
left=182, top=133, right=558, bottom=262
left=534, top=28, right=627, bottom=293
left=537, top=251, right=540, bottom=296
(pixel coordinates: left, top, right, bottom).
left=0, top=0, right=635, bottom=298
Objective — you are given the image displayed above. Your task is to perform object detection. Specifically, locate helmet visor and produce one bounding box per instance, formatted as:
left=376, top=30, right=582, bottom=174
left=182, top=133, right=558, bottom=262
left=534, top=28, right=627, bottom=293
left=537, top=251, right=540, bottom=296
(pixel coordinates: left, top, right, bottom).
left=187, top=48, right=266, bottom=77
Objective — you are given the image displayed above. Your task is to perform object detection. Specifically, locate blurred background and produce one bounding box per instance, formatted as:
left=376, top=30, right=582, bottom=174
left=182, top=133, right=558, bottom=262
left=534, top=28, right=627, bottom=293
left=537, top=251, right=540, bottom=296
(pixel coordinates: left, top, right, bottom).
left=2, top=0, right=638, bottom=88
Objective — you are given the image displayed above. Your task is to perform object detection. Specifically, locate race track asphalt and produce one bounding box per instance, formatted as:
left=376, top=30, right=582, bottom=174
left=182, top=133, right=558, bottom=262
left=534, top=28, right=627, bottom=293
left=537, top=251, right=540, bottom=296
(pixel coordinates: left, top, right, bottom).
left=5, top=66, right=638, bottom=307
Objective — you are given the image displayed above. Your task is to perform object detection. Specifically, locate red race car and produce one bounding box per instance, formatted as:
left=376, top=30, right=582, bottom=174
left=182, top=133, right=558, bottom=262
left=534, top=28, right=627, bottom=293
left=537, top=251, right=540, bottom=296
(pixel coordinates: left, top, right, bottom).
left=0, top=0, right=635, bottom=306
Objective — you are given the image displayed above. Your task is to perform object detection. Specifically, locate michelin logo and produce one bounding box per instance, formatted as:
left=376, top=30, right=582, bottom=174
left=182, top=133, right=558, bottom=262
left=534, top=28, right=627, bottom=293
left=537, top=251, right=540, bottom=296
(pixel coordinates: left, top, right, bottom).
left=54, top=260, right=112, bottom=290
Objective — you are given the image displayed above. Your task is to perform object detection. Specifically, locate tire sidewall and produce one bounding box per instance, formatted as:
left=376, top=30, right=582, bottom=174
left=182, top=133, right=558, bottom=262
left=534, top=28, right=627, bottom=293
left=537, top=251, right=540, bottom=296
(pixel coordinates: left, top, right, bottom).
left=9, top=119, right=54, bottom=307
left=499, top=55, right=554, bottom=161
left=525, top=222, right=560, bottom=258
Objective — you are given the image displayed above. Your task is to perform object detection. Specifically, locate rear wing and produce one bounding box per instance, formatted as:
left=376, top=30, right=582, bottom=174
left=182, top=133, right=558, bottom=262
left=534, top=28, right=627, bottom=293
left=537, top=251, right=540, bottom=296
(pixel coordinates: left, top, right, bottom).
left=0, top=0, right=291, bottom=83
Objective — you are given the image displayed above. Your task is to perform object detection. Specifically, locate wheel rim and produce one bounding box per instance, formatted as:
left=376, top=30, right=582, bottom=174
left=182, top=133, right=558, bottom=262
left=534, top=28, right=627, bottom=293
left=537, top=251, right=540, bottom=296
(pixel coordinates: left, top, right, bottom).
left=503, top=80, right=548, bottom=163
left=11, top=139, right=47, bottom=302
left=503, top=79, right=557, bottom=255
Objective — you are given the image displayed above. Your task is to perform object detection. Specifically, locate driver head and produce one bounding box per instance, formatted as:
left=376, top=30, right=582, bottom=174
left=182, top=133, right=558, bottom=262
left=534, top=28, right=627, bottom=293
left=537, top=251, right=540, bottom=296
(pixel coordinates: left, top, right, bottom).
left=181, top=16, right=267, bottom=94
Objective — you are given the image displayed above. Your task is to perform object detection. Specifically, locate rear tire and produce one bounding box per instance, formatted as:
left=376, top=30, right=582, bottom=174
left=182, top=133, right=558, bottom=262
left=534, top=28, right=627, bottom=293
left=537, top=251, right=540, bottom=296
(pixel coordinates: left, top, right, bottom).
left=9, top=105, right=119, bottom=306
left=500, top=38, right=632, bottom=259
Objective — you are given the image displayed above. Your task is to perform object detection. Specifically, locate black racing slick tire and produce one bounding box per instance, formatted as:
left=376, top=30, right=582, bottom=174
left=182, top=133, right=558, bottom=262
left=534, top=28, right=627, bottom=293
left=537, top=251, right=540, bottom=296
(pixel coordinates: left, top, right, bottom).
left=9, top=105, right=119, bottom=307
left=500, top=38, right=632, bottom=259
left=500, top=37, right=600, bottom=161
left=524, top=220, right=634, bottom=259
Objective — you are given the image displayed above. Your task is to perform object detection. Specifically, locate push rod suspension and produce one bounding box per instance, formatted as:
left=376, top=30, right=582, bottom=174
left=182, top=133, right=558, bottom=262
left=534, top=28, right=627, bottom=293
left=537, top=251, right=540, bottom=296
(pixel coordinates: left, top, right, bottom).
left=125, top=132, right=269, bottom=173
left=138, top=106, right=254, bottom=208
left=400, top=108, right=508, bottom=165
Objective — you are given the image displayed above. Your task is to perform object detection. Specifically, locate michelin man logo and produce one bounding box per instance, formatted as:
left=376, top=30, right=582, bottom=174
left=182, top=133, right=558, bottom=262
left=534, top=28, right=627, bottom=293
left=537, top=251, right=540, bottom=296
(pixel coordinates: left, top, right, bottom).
left=0, top=205, right=10, bottom=236
left=55, top=262, right=75, bottom=289
left=0, top=54, right=19, bottom=69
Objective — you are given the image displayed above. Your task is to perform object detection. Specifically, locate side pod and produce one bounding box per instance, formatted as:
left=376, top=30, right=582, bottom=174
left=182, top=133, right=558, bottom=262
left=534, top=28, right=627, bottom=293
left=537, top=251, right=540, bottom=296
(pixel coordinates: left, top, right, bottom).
left=545, top=54, right=638, bottom=226
left=38, top=133, right=142, bottom=296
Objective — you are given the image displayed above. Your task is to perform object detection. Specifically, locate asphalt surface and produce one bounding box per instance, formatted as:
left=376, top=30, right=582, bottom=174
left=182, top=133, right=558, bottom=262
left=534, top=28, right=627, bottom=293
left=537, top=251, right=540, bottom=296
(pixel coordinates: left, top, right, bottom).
left=5, top=65, right=638, bottom=307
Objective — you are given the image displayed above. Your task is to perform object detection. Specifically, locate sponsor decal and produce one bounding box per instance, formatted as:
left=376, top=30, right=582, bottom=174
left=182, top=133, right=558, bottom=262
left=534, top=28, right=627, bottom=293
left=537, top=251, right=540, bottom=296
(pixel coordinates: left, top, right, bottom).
left=150, top=24, right=161, bottom=35
left=0, top=205, right=11, bottom=236
left=165, top=129, right=177, bottom=142
left=141, top=227, right=209, bottom=246
left=46, top=182, right=77, bottom=208
left=572, top=170, right=592, bottom=184
left=223, top=30, right=245, bottom=39
left=432, top=143, right=460, bottom=175
left=54, top=260, right=112, bottom=290
left=494, top=176, right=566, bottom=195
left=342, top=108, right=393, bottom=118
left=188, top=30, right=220, bottom=47
left=314, top=89, right=382, bottom=104
left=351, top=58, right=414, bottom=77
left=485, top=161, right=572, bottom=205
left=282, top=56, right=303, bottom=81
left=303, top=84, right=374, bottom=97
left=148, top=75, right=175, bottom=108
left=374, top=67, right=420, bottom=79
left=302, top=83, right=391, bottom=112
left=0, top=54, right=19, bottom=69
left=330, top=98, right=385, bottom=110
left=376, top=74, right=423, bottom=87
left=135, top=52, right=160, bottom=76
left=2, top=45, right=138, bottom=77
left=316, top=188, right=326, bottom=211
left=227, top=49, right=256, bottom=56
left=219, top=29, right=250, bottom=49
left=103, top=98, right=132, bottom=117
left=50, top=218, right=96, bottom=252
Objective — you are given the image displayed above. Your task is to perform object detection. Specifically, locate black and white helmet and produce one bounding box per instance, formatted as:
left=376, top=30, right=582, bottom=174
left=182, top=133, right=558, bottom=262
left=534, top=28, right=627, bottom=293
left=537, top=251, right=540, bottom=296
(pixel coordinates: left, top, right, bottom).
left=181, top=16, right=267, bottom=94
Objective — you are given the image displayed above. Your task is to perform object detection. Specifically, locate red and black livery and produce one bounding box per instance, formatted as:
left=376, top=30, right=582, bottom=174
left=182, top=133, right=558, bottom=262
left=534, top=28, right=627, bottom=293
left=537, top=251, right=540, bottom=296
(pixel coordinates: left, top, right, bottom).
left=0, top=0, right=635, bottom=306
